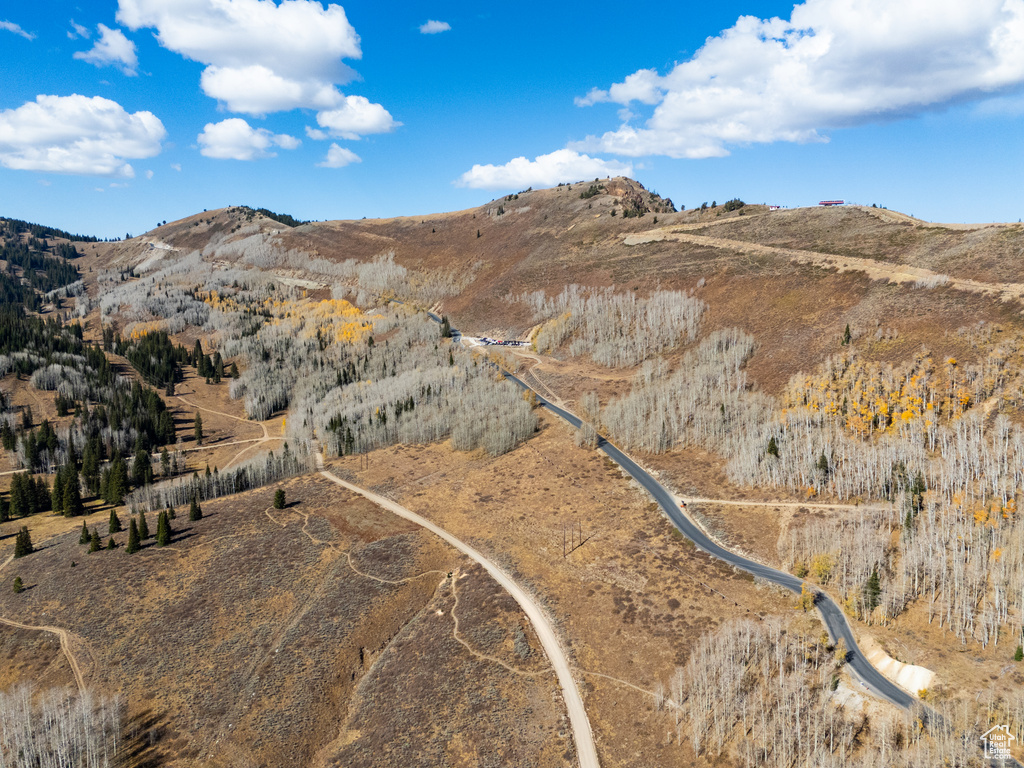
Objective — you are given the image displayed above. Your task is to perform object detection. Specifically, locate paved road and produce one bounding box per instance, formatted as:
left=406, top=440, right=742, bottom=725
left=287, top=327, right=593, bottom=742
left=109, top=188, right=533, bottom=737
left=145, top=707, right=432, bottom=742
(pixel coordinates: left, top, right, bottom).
left=319, top=466, right=601, bottom=768
left=500, top=370, right=918, bottom=710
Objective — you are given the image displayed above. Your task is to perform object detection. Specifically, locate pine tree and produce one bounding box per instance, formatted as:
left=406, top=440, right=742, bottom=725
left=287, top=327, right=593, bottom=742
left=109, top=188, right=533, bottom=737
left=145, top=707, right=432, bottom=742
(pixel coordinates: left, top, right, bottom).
left=13, top=527, right=33, bottom=558
left=89, top=530, right=101, bottom=553
left=12, top=577, right=23, bottom=594
left=137, top=510, right=150, bottom=540
left=863, top=568, right=881, bottom=612
left=80, top=521, right=90, bottom=544
left=1015, top=645, right=1023, bottom=662
left=132, top=450, right=152, bottom=487
left=194, top=413, right=203, bottom=445
left=156, top=510, right=171, bottom=547
left=104, top=456, right=128, bottom=506
left=125, top=519, right=141, bottom=554
left=161, top=448, right=170, bottom=477
left=842, top=323, right=852, bottom=345
left=107, top=537, right=117, bottom=550
left=167, top=505, right=176, bottom=520
left=766, top=435, right=779, bottom=458
left=273, top=488, right=286, bottom=509
left=109, top=510, right=122, bottom=534
left=189, top=494, right=203, bottom=521
left=62, top=472, right=83, bottom=517
left=51, top=467, right=66, bottom=516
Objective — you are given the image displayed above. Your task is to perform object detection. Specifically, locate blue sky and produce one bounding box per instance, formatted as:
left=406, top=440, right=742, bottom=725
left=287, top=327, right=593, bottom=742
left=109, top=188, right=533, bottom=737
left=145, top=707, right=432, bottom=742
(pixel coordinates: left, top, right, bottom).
left=1, top=0, right=1022, bottom=238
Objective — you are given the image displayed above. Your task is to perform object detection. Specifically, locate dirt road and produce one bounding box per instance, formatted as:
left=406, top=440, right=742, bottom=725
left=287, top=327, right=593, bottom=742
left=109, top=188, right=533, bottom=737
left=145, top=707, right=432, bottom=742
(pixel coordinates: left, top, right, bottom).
left=624, top=227, right=1024, bottom=303
left=318, top=467, right=601, bottom=768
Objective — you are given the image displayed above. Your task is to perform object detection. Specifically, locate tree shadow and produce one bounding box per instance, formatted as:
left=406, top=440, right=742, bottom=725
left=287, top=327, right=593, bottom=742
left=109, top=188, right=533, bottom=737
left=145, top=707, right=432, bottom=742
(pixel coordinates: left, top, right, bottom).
left=119, top=708, right=171, bottom=768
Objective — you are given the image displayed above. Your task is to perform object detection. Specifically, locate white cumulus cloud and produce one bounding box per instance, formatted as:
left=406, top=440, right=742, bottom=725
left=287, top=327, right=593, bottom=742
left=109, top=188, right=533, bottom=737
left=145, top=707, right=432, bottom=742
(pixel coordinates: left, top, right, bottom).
left=318, top=143, right=361, bottom=168
left=457, top=149, right=632, bottom=190
left=575, top=0, right=1024, bottom=159
left=74, top=24, right=138, bottom=75
left=197, top=118, right=300, bottom=160
left=1, top=20, right=34, bottom=40
left=117, top=0, right=362, bottom=114
left=419, top=20, right=451, bottom=34
left=0, top=94, right=165, bottom=176
left=313, top=95, right=400, bottom=140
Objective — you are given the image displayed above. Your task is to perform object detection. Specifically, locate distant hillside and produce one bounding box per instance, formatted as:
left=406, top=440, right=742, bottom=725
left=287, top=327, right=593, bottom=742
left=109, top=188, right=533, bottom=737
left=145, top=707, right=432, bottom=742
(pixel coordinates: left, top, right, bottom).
left=73, top=177, right=1024, bottom=397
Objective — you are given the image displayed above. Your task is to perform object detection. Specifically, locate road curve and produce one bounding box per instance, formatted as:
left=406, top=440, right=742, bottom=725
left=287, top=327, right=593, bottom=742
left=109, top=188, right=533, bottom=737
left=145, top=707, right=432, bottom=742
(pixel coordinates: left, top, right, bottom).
left=318, top=468, right=601, bottom=768
left=501, top=371, right=917, bottom=710
left=0, top=616, right=86, bottom=694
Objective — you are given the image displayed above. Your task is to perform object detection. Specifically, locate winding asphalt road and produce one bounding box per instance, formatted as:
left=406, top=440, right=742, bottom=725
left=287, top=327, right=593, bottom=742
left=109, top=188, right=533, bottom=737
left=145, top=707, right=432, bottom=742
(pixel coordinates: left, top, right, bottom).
left=500, top=371, right=918, bottom=710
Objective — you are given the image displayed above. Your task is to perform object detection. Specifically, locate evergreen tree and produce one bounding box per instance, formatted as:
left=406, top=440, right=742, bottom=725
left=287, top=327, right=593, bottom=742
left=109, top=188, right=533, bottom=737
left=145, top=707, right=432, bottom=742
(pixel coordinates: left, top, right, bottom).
left=82, top=438, right=100, bottom=495
left=167, top=504, right=176, bottom=520
left=189, top=494, right=202, bottom=521
left=33, top=476, right=50, bottom=514
left=13, top=526, right=33, bottom=558
left=273, top=488, right=286, bottom=509
left=79, top=521, right=90, bottom=544
left=161, top=447, right=170, bottom=477
left=137, top=510, right=150, bottom=540
left=194, top=413, right=203, bottom=445
left=766, top=435, right=779, bottom=458
left=842, top=323, right=852, bottom=346
left=191, top=339, right=203, bottom=368
left=125, top=519, right=141, bottom=554
left=89, top=530, right=101, bottom=553
left=107, top=536, right=117, bottom=550
left=8, top=473, right=30, bottom=518
left=863, top=568, right=881, bottom=612
left=104, top=456, right=128, bottom=506
left=51, top=466, right=67, bottom=516
left=1015, top=645, right=1023, bottom=662
left=132, top=449, right=153, bottom=487
left=12, top=576, right=23, bottom=594
left=109, top=510, right=122, bottom=534
left=156, top=510, right=171, bottom=546
left=229, top=362, right=238, bottom=378
left=62, top=472, right=83, bottom=517
left=0, top=420, right=14, bottom=451
left=816, top=452, right=830, bottom=479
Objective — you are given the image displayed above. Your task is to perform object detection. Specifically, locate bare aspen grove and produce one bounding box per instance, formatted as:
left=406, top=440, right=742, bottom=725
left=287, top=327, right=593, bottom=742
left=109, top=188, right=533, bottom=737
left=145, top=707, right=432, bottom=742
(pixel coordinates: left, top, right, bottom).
left=599, top=322, right=1024, bottom=648
left=97, top=247, right=537, bottom=464
left=0, top=685, right=123, bottom=768
left=526, top=285, right=706, bottom=367
left=661, top=619, right=1012, bottom=768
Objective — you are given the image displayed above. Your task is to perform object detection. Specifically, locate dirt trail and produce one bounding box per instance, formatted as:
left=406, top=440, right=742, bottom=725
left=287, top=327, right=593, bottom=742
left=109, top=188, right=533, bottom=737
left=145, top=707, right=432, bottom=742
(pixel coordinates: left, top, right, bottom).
left=0, top=544, right=87, bottom=694
left=0, top=616, right=86, bottom=694
left=624, top=229, right=1024, bottom=304
left=174, top=394, right=269, bottom=440
left=683, top=496, right=892, bottom=512
left=174, top=393, right=289, bottom=468
left=319, top=467, right=601, bottom=768
left=450, top=569, right=548, bottom=678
